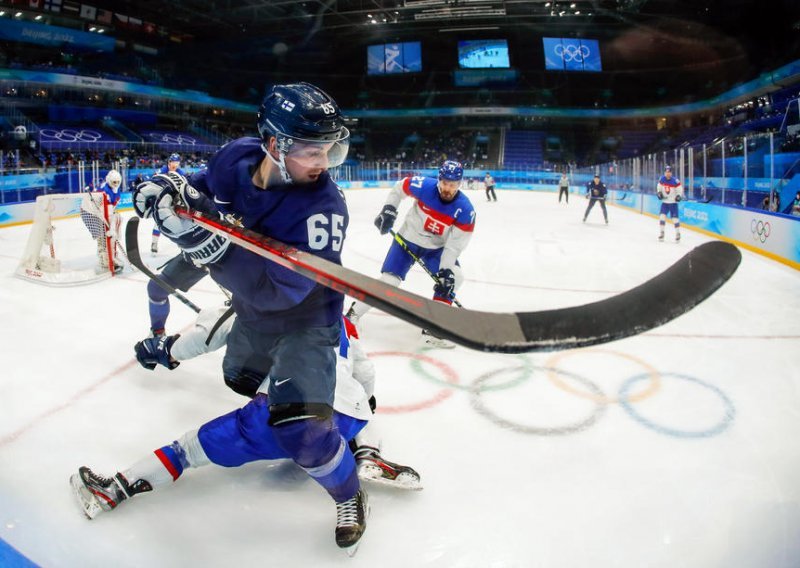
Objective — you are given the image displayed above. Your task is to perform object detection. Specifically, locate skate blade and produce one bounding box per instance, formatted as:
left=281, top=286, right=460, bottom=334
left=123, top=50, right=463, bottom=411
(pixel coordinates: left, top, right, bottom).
left=359, top=472, right=423, bottom=491
left=69, top=474, right=102, bottom=520
left=359, top=463, right=422, bottom=490
left=342, top=541, right=362, bottom=557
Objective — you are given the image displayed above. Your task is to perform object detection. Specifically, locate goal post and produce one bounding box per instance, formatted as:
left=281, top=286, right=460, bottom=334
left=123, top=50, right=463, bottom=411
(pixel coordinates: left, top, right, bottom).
left=16, top=192, right=119, bottom=286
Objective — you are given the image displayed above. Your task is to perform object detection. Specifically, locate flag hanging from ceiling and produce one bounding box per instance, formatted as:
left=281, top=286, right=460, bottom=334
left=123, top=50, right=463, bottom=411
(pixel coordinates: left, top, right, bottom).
left=79, top=4, right=96, bottom=19
left=43, top=0, right=62, bottom=12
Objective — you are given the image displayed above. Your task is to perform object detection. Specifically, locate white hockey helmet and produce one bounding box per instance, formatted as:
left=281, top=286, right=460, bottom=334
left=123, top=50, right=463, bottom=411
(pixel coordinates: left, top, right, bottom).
left=106, top=169, right=122, bottom=190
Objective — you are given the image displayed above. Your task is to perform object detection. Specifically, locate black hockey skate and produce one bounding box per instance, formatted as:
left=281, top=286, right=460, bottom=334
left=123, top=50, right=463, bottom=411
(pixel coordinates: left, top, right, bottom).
left=335, top=488, right=369, bottom=556
left=69, top=466, right=151, bottom=519
left=354, top=445, right=422, bottom=491
left=658, top=232, right=665, bottom=242
left=675, top=232, right=681, bottom=242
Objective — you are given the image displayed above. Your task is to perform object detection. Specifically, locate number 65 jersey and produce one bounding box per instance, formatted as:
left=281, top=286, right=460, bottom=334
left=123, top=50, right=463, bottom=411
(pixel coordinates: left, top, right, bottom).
left=388, top=175, right=476, bottom=269
left=188, top=137, right=348, bottom=334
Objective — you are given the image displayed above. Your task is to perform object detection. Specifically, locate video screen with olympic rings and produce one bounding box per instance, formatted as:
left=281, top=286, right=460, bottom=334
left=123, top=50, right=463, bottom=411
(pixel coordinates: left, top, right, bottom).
left=543, top=38, right=602, bottom=72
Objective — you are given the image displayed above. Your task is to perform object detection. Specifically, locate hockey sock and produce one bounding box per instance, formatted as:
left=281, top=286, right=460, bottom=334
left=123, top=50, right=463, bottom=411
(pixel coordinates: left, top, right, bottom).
left=121, top=441, right=189, bottom=489
left=147, top=279, right=171, bottom=331
left=273, top=418, right=359, bottom=503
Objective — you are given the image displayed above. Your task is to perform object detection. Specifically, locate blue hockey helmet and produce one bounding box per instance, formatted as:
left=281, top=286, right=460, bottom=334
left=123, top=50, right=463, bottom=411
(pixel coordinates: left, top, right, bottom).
left=438, top=160, right=464, bottom=182
left=168, top=153, right=180, bottom=163
left=257, top=82, right=350, bottom=180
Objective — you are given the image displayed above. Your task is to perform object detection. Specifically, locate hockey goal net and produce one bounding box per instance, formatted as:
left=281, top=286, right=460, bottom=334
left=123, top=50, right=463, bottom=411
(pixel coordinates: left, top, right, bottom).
left=16, top=192, right=121, bottom=286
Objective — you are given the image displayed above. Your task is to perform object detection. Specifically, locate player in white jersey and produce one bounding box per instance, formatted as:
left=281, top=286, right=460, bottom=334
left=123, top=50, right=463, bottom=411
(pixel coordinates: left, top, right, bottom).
left=346, top=160, right=476, bottom=348
left=69, top=308, right=421, bottom=527
left=656, top=166, right=684, bottom=242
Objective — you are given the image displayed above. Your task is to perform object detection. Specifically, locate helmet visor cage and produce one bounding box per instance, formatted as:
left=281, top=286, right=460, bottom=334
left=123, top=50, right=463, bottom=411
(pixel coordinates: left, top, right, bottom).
left=278, top=127, right=350, bottom=169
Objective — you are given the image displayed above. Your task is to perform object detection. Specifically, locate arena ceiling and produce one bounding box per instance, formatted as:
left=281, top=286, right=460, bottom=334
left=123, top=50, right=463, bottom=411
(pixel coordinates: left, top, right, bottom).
left=88, top=0, right=800, bottom=107
left=100, top=0, right=799, bottom=46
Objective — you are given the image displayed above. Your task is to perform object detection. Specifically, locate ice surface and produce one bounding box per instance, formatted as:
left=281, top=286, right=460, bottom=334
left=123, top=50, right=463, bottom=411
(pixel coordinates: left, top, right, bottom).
left=1, top=189, right=799, bottom=567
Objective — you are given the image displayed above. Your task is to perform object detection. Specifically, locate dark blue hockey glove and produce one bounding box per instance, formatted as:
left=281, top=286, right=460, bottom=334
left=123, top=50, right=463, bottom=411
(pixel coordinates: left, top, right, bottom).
left=657, top=191, right=664, bottom=200
left=675, top=194, right=682, bottom=202
left=374, top=204, right=398, bottom=235
left=152, top=176, right=230, bottom=266
left=433, top=268, right=456, bottom=301
left=134, top=334, right=180, bottom=370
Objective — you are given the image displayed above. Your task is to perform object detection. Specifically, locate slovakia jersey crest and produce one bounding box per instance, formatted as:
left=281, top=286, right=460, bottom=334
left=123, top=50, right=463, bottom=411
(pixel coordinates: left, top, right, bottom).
left=402, top=176, right=475, bottom=235
left=658, top=175, right=681, bottom=193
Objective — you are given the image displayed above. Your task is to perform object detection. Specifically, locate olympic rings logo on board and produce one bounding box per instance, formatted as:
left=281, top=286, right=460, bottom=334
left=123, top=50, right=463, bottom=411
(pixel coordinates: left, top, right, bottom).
left=146, top=133, right=198, bottom=145
left=40, top=129, right=103, bottom=142
left=554, top=44, right=590, bottom=63
left=750, top=219, right=771, bottom=243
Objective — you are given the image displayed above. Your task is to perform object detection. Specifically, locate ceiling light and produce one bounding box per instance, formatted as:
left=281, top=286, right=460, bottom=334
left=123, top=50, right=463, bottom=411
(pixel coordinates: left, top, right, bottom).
left=97, top=28, right=104, bottom=33
left=570, top=2, right=576, bottom=7
left=35, top=14, right=42, bottom=20
left=14, top=12, right=22, bottom=17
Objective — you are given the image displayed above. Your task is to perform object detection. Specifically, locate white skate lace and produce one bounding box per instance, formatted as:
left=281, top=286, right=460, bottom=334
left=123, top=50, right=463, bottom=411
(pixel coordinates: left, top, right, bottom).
left=336, top=495, right=360, bottom=527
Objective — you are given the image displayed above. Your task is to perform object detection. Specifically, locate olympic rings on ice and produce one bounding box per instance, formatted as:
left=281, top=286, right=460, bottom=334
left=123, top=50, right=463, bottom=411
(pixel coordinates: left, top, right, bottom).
left=545, top=349, right=661, bottom=404
left=469, top=366, right=607, bottom=435
left=618, top=373, right=736, bottom=438
left=411, top=351, right=534, bottom=392
left=370, top=348, right=733, bottom=437
left=369, top=351, right=460, bottom=414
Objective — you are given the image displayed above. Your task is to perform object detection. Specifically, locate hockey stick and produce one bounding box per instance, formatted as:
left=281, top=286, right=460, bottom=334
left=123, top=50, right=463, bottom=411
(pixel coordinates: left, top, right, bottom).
left=388, top=229, right=464, bottom=308
left=175, top=206, right=741, bottom=354
left=125, top=217, right=201, bottom=314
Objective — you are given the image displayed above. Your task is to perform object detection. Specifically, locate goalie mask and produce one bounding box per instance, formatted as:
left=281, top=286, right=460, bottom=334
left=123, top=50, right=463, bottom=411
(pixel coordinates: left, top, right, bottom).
left=105, top=170, right=122, bottom=190
left=257, top=82, right=350, bottom=183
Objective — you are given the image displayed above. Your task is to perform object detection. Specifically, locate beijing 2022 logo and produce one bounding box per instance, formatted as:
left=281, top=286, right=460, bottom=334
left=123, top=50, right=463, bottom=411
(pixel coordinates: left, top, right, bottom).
left=554, top=43, right=590, bottom=63
left=750, top=219, right=771, bottom=243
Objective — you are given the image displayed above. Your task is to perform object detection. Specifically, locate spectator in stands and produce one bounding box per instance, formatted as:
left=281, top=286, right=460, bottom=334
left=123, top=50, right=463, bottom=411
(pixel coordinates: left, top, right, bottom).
left=770, top=193, right=781, bottom=212
left=761, top=192, right=781, bottom=212
left=792, top=192, right=800, bottom=217
left=484, top=172, right=497, bottom=202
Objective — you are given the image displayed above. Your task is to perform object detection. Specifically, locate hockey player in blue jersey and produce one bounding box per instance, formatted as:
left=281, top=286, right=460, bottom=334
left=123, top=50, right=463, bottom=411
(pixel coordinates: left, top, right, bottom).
left=70, top=312, right=421, bottom=542
left=583, top=174, right=608, bottom=224
left=346, top=160, right=476, bottom=349
left=150, top=154, right=187, bottom=254
left=127, top=82, right=365, bottom=553
left=656, top=166, right=683, bottom=242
